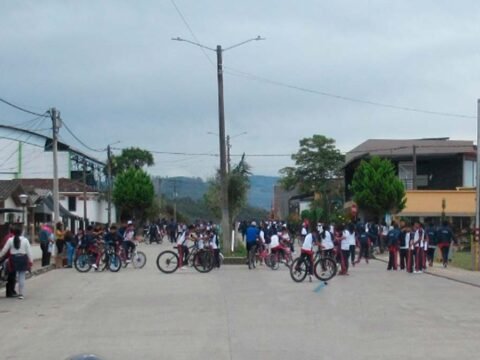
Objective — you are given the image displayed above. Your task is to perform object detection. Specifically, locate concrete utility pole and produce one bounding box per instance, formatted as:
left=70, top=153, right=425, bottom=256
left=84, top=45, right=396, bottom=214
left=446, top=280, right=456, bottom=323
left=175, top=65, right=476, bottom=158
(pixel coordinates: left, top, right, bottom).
left=83, top=159, right=88, bottom=227
left=173, top=179, right=177, bottom=223
left=50, top=108, right=61, bottom=224
left=475, top=99, right=480, bottom=270
left=172, top=36, right=263, bottom=253
left=412, top=145, right=417, bottom=190
left=107, top=145, right=112, bottom=225
left=226, top=135, right=231, bottom=174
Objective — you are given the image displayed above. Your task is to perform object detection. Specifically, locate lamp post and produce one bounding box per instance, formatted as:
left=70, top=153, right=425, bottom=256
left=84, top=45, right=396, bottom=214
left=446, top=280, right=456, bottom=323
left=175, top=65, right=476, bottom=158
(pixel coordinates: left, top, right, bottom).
left=173, top=36, right=263, bottom=254
left=19, top=193, right=28, bottom=236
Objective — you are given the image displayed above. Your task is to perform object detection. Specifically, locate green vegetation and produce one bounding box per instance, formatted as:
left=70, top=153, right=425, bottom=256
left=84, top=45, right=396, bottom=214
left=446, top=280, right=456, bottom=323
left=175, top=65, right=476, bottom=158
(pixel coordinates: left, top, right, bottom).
left=451, top=250, right=472, bottom=271
left=351, top=156, right=406, bottom=221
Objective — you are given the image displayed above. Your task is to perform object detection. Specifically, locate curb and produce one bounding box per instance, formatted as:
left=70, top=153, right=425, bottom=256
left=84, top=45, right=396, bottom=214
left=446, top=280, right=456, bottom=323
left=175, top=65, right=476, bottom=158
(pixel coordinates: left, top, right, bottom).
left=374, top=258, right=480, bottom=289
left=223, top=257, right=246, bottom=265
left=0, top=264, right=56, bottom=289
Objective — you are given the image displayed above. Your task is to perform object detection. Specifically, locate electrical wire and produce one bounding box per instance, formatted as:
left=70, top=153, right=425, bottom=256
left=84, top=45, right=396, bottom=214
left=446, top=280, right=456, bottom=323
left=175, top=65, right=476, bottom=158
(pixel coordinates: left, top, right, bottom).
left=223, top=67, right=475, bottom=120
left=61, top=120, right=105, bottom=153
left=0, top=97, right=49, bottom=118
left=170, top=0, right=215, bottom=67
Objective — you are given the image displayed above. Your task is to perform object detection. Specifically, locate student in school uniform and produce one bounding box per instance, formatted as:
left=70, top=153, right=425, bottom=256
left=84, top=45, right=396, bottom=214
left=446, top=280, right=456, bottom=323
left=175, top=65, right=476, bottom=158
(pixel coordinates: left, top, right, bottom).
left=437, top=221, right=456, bottom=268
left=413, top=222, right=425, bottom=274
left=346, top=223, right=357, bottom=266
left=386, top=222, right=401, bottom=270
left=354, top=225, right=370, bottom=265
left=399, top=224, right=411, bottom=271
left=335, top=225, right=350, bottom=275
left=425, top=222, right=438, bottom=267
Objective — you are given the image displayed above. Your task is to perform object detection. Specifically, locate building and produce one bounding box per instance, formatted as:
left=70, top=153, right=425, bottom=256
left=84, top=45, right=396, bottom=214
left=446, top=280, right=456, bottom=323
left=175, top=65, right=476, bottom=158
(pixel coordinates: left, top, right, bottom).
left=344, top=138, right=476, bottom=228
left=0, top=125, right=115, bottom=225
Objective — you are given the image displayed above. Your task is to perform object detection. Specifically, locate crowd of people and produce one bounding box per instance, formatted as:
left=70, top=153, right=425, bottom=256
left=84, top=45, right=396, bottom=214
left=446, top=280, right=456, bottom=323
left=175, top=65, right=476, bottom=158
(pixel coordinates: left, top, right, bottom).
left=240, top=218, right=458, bottom=276
left=0, top=214, right=461, bottom=299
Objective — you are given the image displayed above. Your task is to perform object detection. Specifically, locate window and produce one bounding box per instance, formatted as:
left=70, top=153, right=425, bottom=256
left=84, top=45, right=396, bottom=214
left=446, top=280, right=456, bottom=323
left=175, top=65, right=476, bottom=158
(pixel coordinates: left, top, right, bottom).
left=398, top=162, right=414, bottom=190
left=463, top=160, right=476, bottom=187
left=68, top=196, right=77, bottom=211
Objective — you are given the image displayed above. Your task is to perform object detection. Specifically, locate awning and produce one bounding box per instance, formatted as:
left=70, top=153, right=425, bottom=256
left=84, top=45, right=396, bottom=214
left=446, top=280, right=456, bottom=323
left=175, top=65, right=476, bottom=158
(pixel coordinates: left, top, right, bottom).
left=36, top=196, right=81, bottom=220
left=0, top=208, right=23, bottom=214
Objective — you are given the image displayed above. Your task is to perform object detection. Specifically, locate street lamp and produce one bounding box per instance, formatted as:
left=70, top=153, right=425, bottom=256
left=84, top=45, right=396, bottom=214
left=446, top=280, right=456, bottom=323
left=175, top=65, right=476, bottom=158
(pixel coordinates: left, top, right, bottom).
left=174, top=36, right=264, bottom=253
left=19, top=193, right=28, bottom=235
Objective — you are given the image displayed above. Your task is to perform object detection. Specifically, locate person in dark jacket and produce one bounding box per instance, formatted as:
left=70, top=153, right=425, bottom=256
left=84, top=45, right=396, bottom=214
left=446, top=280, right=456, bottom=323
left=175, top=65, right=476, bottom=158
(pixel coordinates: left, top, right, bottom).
left=425, top=222, right=438, bottom=267
left=0, top=226, right=16, bottom=297
left=386, top=223, right=401, bottom=270
left=437, top=221, right=455, bottom=268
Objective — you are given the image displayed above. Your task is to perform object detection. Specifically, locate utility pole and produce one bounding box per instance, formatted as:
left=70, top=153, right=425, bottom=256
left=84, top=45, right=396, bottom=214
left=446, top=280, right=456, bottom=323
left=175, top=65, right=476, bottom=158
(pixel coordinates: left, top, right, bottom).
left=50, top=108, right=61, bottom=224
left=216, top=43, right=230, bottom=249
left=107, top=145, right=112, bottom=225
left=226, top=135, right=231, bottom=174
left=475, top=99, right=480, bottom=270
left=412, top=145, right=417, bottom=190
left=173, top=179, right=177, bottom=223
left=83, top=159, right=88, bottom=227
left=172, top=35, right=264, bottom=254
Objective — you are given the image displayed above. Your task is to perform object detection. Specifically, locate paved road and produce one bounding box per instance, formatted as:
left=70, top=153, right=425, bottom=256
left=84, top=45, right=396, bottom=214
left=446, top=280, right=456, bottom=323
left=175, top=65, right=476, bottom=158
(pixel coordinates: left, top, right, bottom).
left=1, top=243, right=479, bottom=360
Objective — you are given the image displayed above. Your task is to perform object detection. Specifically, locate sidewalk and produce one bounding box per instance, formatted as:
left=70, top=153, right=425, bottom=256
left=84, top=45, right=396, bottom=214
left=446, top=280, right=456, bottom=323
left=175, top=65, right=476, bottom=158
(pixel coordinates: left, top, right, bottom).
left=375, top=252, right=480, bottom=287
left=1, top=258, right=56, bottom=289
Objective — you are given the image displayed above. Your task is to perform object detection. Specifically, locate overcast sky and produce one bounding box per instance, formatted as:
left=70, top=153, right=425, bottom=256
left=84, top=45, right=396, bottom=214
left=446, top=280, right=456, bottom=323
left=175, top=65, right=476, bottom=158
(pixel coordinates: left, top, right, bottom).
left=1, top=1, right=479, bottom=179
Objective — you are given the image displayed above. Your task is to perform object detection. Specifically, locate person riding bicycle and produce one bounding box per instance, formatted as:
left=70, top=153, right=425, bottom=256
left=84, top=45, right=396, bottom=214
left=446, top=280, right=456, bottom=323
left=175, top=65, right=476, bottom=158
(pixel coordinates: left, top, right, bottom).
left=123, top=221, right=136, bottom=263
left=299, top=227, right=318, bottom=282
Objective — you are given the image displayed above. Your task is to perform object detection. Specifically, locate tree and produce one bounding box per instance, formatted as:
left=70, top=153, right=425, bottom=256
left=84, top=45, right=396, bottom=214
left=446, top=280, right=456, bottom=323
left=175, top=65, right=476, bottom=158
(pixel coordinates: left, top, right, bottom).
left=110, top=147, right=154, bottom=175
left=113, top=168, right=155, bottom=222
left=280, top=135, right=345, bottom=193
left=204, top=154, right=251, bottom=253
left=350, top=156, right=406, bottom=221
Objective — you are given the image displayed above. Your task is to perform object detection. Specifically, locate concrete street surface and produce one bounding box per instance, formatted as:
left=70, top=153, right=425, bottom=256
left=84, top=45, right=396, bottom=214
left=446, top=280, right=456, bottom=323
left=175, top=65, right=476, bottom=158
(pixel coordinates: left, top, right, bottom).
left=1, top=243, right=479, bottom=360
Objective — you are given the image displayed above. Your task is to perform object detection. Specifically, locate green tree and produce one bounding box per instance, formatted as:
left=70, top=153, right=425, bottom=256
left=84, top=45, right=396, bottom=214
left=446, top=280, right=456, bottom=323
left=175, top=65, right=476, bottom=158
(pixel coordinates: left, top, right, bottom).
left=350, top=156, right=406, bottom=221
left=204, top=154, right=251, bottom=253
left=280, top=135, right=345, bottom=193
left=110, top=147, right=154, bottom=175
left=113, top=168, right=155, bottom=221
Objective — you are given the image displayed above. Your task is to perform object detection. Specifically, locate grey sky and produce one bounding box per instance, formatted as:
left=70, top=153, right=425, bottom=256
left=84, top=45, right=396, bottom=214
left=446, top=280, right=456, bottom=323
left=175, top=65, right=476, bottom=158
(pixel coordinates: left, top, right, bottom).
left=1, top=1, right=479, bottom=179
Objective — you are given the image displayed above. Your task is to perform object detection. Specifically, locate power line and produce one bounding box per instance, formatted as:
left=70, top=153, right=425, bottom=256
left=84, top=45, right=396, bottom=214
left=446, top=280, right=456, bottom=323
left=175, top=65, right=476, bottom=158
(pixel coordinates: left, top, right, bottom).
left=61, top=120, right=105, bottom=152
left=0, top=97, right=49, bottom=118
left=223, top=67, right=475, bottom=119
left=170, top=0, right=215, bottom=67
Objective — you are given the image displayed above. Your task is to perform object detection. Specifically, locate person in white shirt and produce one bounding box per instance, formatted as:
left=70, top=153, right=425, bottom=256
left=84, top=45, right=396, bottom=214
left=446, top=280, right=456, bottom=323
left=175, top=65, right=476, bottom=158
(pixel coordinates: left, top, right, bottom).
left=208, top=230, right=221, bottom=268
left=335, top=225, right=350, bottom=275
left=320, top=228, right=334, bottom=258
left=0, top=227, right=33, bottom=300
left=299, top=228, right=318, bottom=281
left=346, top=223, right=357, bottom=266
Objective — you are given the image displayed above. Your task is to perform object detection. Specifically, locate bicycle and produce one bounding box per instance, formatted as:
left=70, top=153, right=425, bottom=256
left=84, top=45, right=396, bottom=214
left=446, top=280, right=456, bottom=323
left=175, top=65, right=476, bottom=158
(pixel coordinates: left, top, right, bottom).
left=118, top=241, right=147, bottom=269
left=269, top=245, right=293, bottom=270
left=156, top=245, right=214, bottom=274
left=290, top=250, right=337, bottom=283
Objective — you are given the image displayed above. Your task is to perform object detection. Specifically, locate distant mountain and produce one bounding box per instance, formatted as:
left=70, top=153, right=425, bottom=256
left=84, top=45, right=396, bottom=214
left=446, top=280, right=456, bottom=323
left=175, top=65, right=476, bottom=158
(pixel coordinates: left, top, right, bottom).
left=154, top=175, right=279, bottom=210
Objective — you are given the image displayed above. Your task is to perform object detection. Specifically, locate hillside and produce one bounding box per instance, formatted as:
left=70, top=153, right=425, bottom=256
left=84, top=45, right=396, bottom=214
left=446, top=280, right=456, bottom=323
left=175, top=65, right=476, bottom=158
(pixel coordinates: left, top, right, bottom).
left=154, top=175, right=278, bottom=210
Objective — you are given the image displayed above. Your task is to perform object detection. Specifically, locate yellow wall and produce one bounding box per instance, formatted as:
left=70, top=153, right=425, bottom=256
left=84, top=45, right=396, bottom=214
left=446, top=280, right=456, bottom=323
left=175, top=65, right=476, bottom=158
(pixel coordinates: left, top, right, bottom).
left=399, top=190, right=475, bottom=217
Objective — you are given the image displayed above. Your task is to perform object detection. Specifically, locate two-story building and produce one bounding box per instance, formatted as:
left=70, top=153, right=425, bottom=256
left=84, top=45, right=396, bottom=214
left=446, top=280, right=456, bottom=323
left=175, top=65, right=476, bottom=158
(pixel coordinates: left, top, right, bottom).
left=344, top=138, right=476, bottom=229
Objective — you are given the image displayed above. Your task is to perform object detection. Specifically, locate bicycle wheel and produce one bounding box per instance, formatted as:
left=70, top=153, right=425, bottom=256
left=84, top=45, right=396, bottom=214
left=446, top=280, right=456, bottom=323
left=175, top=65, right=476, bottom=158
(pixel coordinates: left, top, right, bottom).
left=108, top=254, right=122, bottom=272
left=156, top=251, right=179, bottom=274
left=132, top=251, right=147, bottom=269
left=269, top=253, right=279, bottom=270
left=290, top=257, right=307, bottom=282
left=314, top=257, right=337, bottom=281
left=74, top=254, right=92, bottom=273
left=193, top=250, right=214, bottom=273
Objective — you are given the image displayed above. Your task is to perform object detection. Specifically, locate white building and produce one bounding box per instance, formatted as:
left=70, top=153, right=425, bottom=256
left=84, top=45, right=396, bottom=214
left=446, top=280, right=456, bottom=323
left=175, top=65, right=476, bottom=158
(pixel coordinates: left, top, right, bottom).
left=0, top=125, right=115, bottom=226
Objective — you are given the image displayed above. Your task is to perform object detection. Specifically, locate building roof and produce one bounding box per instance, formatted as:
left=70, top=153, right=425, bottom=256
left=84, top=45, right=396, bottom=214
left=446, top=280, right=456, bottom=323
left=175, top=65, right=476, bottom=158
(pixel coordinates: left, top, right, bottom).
left=0, top=180, right=26, bottom=201
left=345, top=138, right=476, bottom=166
left=0, top=124, right=105, bottom=166
left=17, top=178, right=97, bottom=193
